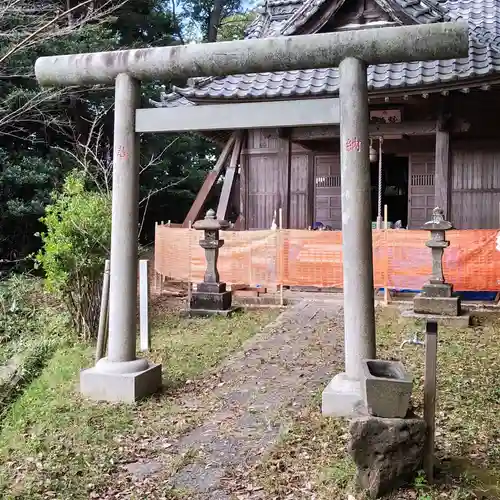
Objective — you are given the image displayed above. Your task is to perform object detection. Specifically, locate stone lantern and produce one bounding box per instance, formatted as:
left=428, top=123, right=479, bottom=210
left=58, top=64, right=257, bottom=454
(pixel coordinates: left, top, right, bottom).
left=413, top=207, right=461, bottom=316
left=188, top=209, right=236, bottom=316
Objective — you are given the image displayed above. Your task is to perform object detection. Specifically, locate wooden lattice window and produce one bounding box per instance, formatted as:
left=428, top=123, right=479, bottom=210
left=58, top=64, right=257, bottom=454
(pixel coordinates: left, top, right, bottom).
left=410, top=174, right=434, bottom=187
left=315, top=175, right=341, bottom=188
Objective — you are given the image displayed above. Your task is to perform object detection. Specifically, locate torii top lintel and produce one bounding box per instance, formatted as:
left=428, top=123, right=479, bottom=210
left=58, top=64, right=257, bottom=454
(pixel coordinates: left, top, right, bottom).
left=35, top=22, right=468, bottom=88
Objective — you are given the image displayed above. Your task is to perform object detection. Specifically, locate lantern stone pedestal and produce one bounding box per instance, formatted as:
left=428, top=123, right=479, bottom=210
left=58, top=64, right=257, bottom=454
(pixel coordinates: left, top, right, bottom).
left=186, top=210, right=239, bottom=317
left=413, top=208, right=462, bottom=317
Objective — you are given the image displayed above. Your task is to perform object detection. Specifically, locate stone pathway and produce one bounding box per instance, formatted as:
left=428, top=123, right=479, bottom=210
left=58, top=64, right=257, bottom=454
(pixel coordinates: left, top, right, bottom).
left=124, top=300, right=345, bottom=499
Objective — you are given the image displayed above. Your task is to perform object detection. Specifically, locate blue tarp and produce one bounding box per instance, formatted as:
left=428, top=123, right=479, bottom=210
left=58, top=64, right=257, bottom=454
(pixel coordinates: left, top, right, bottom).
left=378, top=288, right=498, bottom=301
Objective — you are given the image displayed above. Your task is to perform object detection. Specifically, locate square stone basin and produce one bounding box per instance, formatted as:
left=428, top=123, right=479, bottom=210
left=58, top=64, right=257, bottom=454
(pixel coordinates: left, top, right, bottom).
left=361, top=359, right=413, bottom=418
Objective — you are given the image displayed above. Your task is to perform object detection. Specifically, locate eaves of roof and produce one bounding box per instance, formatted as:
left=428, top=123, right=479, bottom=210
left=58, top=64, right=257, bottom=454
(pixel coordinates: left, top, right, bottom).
left=151, top=0, right=500, bottom=107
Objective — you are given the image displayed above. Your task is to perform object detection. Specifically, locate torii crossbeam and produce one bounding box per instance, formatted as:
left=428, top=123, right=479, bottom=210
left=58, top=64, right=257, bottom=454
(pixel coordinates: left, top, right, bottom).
left=35, top=22, right=468, bottom=406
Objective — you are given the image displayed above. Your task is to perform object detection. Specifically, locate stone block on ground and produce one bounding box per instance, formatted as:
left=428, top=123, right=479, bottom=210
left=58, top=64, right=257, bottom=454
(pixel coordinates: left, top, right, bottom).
left=348, top=416, right=427, bottom=499
left=421, top=283, right=452, bottom=298
left=401, top=310, right=471, bottom=328
left=190, top=290, right=232, bottom=311
left=80, top=362, right=162, bottom=403
left=322, top=372, right=368, bottom=418
left=414, top=294, right=460, bottom=316
left=0, top=354, right=23, bottom=397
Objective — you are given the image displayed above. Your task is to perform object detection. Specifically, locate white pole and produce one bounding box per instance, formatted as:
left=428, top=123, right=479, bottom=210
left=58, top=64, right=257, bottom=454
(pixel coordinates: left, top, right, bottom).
left=384, top=204, right=390, bottom=305
left=279, top=208, right=284, bottom=306
left=139, top=259, right=150, bottom=352
left=154, top=221, right=159, bottom=293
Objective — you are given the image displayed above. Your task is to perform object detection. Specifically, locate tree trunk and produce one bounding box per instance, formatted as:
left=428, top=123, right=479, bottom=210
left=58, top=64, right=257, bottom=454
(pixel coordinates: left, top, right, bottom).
left=207, top=0, right=224, bottom=42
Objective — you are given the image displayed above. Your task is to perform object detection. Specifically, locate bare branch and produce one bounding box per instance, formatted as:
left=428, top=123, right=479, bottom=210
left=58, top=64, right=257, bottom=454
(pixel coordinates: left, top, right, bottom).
left=138, top=176, right=188, bottom=207
left=140, top=136, right=180, bottom=174
left=0, top=0, right=128, bottom=76
left=0, top=0, right=94, bottom=65
left=0, top=257, right=28, bottom=264
left=54, top=109, right=189, bottom=210
left=0, top=0, right=124, bottom=139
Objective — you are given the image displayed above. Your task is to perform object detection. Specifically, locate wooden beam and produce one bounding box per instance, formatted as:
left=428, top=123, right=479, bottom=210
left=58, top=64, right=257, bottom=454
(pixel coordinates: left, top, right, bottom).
left=434, top=108, right=451, bottom=218
left=136, top=98, right=340, bottom=133
left=216, top=131, right=244, bottom=221
left=239, top=131, right=248, bottom=229
left=291, top=120, right=470, bottom=141
left=182, top=134, right=236, bottom=227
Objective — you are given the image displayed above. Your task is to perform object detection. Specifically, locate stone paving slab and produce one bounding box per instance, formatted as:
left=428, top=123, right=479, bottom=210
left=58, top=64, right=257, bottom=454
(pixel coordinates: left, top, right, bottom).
left=162, top=300, right=345, bottom=498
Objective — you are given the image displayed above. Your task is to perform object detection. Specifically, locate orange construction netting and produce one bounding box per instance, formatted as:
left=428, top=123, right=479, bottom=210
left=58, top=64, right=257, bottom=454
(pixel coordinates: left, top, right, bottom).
left=155, top=226, right=500, bottom=291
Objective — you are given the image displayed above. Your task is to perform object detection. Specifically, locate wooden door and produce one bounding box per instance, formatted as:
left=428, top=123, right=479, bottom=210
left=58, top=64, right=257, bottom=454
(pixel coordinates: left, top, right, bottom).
left=247, top=155, right=281, bottom=229
left=314, top=153, right=342, bottom=229
left=290, top=153, right=310, bottom=229
left=408, top=152, right=435, bottom=229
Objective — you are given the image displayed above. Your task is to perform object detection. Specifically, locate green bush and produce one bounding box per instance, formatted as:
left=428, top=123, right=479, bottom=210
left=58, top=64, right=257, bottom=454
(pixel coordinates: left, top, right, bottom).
left=36, top=172, right=111, bottom=340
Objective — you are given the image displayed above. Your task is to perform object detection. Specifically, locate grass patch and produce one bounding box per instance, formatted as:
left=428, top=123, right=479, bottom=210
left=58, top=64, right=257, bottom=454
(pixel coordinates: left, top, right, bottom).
left=0, top=306, right=279, bottom=499
left=148, top=308, right=279, bottom=388
left=0, top=276, right=71, bottom=421
left=0, top=344, right=134, bottom=498
left=248, top=306, right=500, bottom=499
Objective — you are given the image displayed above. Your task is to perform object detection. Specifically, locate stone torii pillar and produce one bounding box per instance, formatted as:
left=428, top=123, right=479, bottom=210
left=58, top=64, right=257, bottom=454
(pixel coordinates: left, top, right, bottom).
left=34, top=22, right=468, bottom=404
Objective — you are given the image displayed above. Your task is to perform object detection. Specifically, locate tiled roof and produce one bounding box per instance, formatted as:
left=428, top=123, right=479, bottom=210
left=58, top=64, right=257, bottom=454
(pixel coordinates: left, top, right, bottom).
left=152, top=0, right=500, bottom=107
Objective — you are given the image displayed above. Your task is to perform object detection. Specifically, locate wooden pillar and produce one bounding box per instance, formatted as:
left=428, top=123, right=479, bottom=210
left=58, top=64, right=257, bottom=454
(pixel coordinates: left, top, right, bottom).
left=286, top=137, right=292, bottom=229
left=434, top=106, right=451, bottom=218
left=278, top=129, right=292, bottom=228
left=307, top=151, right=315, bottom=227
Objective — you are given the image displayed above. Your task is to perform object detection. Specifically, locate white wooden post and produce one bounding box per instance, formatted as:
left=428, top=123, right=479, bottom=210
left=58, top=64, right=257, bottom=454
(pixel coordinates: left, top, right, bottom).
left=139, top=259, right=150, bottom=351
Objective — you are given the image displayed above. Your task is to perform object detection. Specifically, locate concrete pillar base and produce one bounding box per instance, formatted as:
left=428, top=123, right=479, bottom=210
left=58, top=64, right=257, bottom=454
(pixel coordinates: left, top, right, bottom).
left=321, top=372, right=368, bottom=418
left=80, top=359, right=162, bottom=403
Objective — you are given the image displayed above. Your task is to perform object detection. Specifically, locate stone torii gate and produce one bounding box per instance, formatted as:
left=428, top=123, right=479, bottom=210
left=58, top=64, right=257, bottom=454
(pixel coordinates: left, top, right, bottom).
left=35, top=22, right=468, bottom=406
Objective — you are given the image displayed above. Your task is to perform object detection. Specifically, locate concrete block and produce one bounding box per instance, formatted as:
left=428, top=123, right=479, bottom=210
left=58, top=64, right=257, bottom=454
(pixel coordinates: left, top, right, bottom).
left=80, top=362, right=162, bottom=403
left=421, top=283, right=452, bottom=298
left=197, top=282, right=227, bottom=293
left=401, top=310, right=471, bottom=328
left=361, top=359, right=412, bottom=418
left=414, top=294, right=460, bottom=316
left=322, top=372, right=368, bottom=418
